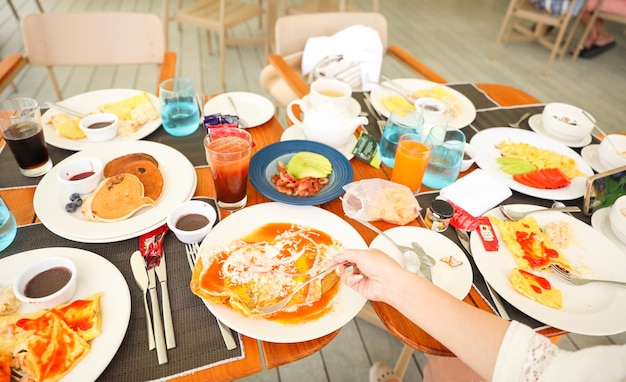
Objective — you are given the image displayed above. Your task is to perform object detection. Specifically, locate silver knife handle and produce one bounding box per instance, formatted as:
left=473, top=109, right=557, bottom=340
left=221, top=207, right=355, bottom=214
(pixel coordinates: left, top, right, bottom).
left=149, top=287, right=168, bottom=364
left=217, top=319, right=237, bottom=350
left=143, top=292, right=155, bottom=350
left=486, top=284, right=510, bottom=320
left=160, top=281, right=176, bottom=349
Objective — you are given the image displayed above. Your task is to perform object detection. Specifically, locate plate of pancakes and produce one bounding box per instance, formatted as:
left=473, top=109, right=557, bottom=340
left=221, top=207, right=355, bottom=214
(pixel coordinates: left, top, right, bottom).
left=34, top=140, right=196, bottom=243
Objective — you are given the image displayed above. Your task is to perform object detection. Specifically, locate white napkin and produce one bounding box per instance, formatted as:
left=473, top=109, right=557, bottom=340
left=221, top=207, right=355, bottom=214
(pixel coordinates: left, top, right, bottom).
left=439, top=169, right=512, bottom=217
left=301, top=25, right=383, bottom=92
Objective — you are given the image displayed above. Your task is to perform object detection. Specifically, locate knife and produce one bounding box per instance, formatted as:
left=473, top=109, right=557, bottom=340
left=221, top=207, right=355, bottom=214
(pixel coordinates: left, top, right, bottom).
left=130, top=251, right=155, bottom=350
left=147, top=261, right=168, bottom=364
left=155, top=253, right=176, bottom=349
left=363, top=92, right=386, bottom=134
left=409, top=241, right=432, bottom=282
left=454, top=228, right=511, bottom=320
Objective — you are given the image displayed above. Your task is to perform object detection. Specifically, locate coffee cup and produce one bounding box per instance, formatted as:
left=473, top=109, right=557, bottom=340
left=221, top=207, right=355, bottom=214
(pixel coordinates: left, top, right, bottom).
left=286, top=78, right=352, bottom=125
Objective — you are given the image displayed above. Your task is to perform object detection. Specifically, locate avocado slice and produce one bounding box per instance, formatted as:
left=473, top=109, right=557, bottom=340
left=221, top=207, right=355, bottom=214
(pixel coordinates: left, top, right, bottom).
left=287, top=152, right=332, bottom=179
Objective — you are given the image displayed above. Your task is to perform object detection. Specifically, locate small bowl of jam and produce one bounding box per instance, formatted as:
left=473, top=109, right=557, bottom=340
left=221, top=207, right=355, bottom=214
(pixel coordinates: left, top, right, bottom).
left=78, top=112, right=118, bottom=142
left=56, top=156, right=103, bottom=195
left=13, top=257, right=77, bottom=310
left=167, top=200, right=218, bottom=244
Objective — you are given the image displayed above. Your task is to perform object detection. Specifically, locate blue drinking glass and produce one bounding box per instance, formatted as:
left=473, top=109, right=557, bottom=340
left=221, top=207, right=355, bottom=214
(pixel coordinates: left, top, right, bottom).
left=378, top=108, right=424, bottom=168
left=0, top=196, right=17, bottom=252
left=421, top=126, right=466, bottom=189
left=159, top=78, right=200, bottom=137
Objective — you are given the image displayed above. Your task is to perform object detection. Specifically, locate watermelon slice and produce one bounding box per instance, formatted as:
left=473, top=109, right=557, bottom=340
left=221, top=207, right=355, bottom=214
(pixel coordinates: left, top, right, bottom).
left=513, top=168, right=570, bottom=189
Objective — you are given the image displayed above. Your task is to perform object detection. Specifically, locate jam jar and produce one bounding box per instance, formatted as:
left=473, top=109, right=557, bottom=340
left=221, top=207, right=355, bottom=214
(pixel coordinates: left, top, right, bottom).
left=424, top=199, right=454, bottom=232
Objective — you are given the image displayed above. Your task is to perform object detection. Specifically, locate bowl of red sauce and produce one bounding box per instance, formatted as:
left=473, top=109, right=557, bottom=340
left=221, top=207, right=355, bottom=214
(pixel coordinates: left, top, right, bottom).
left=167, top=200, right=218, bottom=244
left=56, top=156, right=103, bottom=195
left=13, top=256, right=77, bottom=310
left=78, top=112, right=118, bottom=142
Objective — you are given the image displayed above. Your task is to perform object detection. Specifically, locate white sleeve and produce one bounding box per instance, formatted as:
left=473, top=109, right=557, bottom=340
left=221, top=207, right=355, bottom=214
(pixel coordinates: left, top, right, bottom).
left=493, top=321, right=626, bottom=382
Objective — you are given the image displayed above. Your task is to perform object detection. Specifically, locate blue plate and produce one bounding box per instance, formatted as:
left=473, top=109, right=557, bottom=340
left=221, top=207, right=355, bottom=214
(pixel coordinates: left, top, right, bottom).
left=249, top=140, right=354, bottom=206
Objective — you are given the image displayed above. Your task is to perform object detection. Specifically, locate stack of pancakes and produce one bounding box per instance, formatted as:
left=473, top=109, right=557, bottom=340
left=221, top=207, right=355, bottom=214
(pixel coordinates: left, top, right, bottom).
left=81, top=153, right=164, bottom=222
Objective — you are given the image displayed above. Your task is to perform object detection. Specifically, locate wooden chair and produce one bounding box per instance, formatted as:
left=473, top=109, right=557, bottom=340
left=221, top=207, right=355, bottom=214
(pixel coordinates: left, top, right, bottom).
left=6, top=0, right=44, bottom=20
left=21, top=12, right=176, bottom=100
left=489, top=0, right=583, bottom=75
left=259, top=11, right=446, bottom=109
left=568, top=0, right=626, bottom=60
left=163, top=0, right=266, bottom=93
left=0, top=53, right=26, bottom=95
left=281, top=0, right=378, bottom=14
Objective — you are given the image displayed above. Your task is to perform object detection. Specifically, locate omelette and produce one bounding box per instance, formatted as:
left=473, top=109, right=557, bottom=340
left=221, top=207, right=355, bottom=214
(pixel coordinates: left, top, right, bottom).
left=191, top=223, right=343, bottom=319
left=510, top=268, right=563, bottom=309
left=496, top=141, right=586, bottom=179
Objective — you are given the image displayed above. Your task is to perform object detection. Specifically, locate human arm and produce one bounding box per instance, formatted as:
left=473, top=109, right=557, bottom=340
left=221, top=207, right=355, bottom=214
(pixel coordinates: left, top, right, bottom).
left=333, top=249, right=510, bottom=381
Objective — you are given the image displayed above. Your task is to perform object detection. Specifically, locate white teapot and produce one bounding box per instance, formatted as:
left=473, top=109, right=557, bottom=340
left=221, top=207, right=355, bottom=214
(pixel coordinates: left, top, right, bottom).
left=286, top=99, right=368, bottom=149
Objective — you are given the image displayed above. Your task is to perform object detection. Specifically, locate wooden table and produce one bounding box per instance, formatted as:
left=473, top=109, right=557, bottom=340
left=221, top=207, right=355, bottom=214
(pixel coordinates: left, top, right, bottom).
left=0, top=83, right=565, bottom=381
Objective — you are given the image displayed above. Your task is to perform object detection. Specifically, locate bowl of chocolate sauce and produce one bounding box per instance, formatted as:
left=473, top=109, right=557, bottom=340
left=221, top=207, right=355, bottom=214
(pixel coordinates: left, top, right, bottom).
left=78, top=112, right=118, bottom=142
left=167, top=200, right=218, bottom=244
left=13, top=257, right=78, bottom=310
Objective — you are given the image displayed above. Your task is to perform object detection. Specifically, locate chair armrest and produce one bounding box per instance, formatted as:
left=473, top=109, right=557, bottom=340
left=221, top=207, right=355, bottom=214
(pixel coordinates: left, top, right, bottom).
left=0, top=53, right=27, bottom=93
left=267, top=54, right=309, bottom=98
left=156, top=51, right=177, bottom=96
left=387, top=45, right=447, bottom=84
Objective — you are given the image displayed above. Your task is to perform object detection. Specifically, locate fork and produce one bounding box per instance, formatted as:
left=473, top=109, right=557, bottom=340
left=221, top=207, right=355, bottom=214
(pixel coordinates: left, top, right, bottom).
left=185, top=243, right=238, bottom=350
left=550, top=264, right=626, bottom=287
left=250, top=262, right=348, bottom=316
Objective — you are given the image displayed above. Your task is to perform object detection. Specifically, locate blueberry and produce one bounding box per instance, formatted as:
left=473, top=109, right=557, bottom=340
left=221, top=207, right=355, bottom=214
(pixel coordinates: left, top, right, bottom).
left=74, top=198, right=83, bottom=207
left=69, top=193, right=81, bottom=202
left=65, top=202, right=78, bottom=213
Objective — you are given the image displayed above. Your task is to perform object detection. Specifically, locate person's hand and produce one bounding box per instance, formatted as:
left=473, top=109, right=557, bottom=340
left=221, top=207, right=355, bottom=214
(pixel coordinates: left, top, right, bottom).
left=333, top=249, right=409, bottom=303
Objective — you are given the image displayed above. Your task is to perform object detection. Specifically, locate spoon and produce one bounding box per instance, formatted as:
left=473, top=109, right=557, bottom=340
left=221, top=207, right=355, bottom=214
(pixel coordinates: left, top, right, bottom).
left=355, top=219, right=435, bottom=267
left=508, top=112, right=531, bottom=128
left=227, top=96, right=248, bottom=128
left=130, top=250, right=155, bottom=350
left=499, top=205, right=581, bottom=221
left=45, top=101, right=86, bottom=118
left=582, top=110, right=620, bottom=154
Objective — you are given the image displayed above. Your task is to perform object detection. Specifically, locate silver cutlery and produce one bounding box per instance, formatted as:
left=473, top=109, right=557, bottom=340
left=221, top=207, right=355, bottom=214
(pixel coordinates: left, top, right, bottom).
left=147, top=259, right=168, bottom=364
left=130, top=251, right=155, bottom=350
left=411, top=241, right=434, bottom=282
left=185, top=242, right=238, bottom=350
left=355, top=219, right=433, bottom=279
left=582, top=110, right=620, bottom=154
left=550, top=264, right=626, bottom=287
left=250, top=262, right=348, bottom=316
left=370, top=80, right=416, bottom=103
left=455, top=228, right=511, bottom=320
left=381, top=75, right=418, bottom=102
left=44, top=101, right=87, bottom=118
left=508, top=112, right=531, bottom=128
left=227, top=95, right=248, bottom=128
left=363, top=92, right=386, bottom=134
left=498, top=205, right=580, bottom=221
left=155, top=252, right=176, bottom=349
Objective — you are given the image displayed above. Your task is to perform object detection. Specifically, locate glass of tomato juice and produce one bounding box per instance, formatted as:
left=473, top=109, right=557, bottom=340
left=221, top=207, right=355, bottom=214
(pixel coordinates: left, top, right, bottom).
left=203, top=127, right=253, bottom=211
left=390, top=133, right=433, bottom=194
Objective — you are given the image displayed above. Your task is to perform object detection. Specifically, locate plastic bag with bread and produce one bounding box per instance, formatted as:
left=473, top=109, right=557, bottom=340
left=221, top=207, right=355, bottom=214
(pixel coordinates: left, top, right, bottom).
left=341, top=179, right=421, bottom=225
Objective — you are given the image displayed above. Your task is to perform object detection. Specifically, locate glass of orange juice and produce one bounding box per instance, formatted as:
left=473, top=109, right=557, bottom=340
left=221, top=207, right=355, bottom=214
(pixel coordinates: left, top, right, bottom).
left=203, top=128, right=253, bottom=211
left=390, top=133, right=433, bottom=194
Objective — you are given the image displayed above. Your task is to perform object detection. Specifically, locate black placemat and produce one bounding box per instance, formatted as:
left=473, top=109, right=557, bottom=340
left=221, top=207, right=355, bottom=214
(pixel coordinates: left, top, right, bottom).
left=1, top=223, right=244, bottom=381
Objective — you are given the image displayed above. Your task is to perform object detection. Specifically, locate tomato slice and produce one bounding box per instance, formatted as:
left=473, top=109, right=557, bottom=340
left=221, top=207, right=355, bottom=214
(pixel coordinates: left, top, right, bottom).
left=513, top=168, right=570, bottom=189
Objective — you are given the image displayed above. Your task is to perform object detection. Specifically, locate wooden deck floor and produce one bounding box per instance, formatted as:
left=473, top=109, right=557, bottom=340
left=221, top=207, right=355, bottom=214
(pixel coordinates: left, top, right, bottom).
left=1, top=0, right=625, bottom=381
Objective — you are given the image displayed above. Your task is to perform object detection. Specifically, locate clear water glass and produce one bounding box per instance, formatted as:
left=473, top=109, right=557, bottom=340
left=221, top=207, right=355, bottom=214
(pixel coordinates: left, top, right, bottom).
left=378, top=108, right=424, bottom=168
left=421, top=126, right=466, bottom=189
left=0, top=196, right=17, bottom=252
left=159, top=78, right=200, bottom=137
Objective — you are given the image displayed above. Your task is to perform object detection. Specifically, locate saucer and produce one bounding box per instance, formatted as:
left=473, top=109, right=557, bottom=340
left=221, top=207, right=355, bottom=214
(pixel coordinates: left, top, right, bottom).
left=528, top=114, right=592, bottom=148
left=591, top=207, right=626, bottom=255
left=581, top=144, right=610, bottom=173
left=301, top=95, right=362, bottom=118
left=280, top=125, right=356, bottom=160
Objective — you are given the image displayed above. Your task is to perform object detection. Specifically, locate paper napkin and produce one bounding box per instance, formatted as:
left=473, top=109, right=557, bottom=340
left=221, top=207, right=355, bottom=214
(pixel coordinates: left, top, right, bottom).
left=439, top=169, right=512, bottom=217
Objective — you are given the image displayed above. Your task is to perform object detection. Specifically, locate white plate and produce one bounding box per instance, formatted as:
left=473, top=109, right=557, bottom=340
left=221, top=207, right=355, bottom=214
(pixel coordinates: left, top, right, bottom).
left=204, top=92, right=274, bottom=128
left=581, top=144, right=609, bottom=173
left=197, top=202, right=367, bottom=343
left=369, top=226, right=472, bottom=300
left=34, top=141, right=196, bottom=243
left=470, top=128, right=593, bottom=200
left=471, top=204, right=626, bottom=335
left=0, top=247, right=131, bottom=381
left=369, top=79, right=476, bottom=129
left=527, top=114, right=592, bottom=148
left=591, top=207, right=626, bottom=255
left=42, top=89, right=162, bottom=151
left=280, top=125, right=357, bottom=160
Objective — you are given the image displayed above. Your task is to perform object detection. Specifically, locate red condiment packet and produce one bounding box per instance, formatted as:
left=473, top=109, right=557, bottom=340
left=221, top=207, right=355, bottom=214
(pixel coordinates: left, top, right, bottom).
left=476, top=216, right=499, bottom=252
left=448, top=200, right=481, bottom=231
left=140, top=224, right=169, bottom=270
